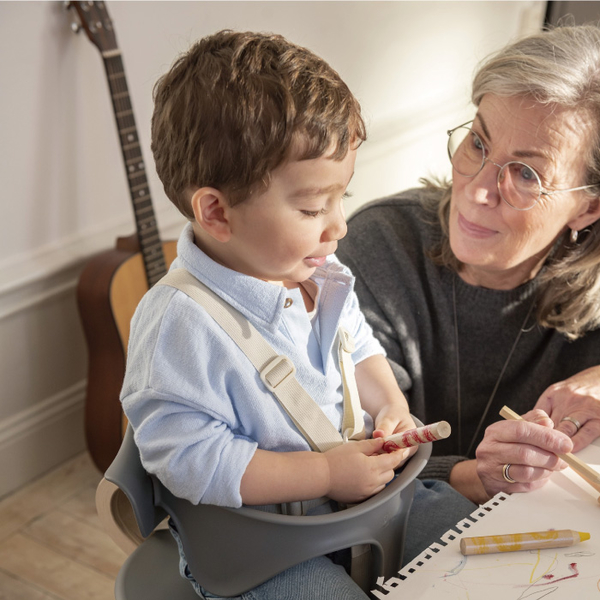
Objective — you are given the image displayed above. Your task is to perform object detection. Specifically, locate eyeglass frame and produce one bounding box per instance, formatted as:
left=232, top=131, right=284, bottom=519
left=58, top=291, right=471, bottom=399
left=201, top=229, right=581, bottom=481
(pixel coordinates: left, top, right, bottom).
left=447, top=120, right=599, bottom=211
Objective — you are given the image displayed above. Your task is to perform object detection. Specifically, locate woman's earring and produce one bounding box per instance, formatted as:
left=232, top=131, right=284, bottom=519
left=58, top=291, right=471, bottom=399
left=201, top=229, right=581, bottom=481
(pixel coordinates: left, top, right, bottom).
left=570, top=229, right=579, bottom=243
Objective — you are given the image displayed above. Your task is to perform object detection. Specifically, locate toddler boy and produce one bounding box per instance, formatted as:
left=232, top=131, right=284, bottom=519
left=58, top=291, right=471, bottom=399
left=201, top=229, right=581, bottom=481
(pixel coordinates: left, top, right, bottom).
left=121, top=30, right=416, bottom=599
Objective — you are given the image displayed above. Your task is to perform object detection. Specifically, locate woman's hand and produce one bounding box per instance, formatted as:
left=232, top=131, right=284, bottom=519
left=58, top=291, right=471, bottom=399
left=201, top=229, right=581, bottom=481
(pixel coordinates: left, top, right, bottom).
left=474, top=409, right=573, bottom=498
left=534, top=366, right=600, bottom=452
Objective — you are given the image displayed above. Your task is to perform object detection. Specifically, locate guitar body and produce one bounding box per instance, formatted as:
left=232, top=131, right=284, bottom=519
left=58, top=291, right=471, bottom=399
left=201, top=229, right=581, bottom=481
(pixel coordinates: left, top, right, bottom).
left=78, top=236, right=177, bottom=472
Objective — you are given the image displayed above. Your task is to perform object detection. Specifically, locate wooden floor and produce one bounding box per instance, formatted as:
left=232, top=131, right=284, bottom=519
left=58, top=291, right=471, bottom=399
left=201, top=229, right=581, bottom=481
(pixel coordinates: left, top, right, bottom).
left=0, top=452, right=128, bottom=599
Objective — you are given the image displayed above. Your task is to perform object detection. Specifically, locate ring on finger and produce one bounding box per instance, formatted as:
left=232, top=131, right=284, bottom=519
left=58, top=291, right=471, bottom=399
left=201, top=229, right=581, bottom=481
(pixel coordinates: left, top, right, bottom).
left=502, top=463, right=517, bottom=484
left=560, top=416, right=582, bottom=433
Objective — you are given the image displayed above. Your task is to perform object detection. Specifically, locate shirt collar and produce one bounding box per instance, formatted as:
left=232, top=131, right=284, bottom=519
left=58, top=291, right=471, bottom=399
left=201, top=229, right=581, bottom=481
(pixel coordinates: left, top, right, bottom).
left=172, top=222, right=353, bottom=333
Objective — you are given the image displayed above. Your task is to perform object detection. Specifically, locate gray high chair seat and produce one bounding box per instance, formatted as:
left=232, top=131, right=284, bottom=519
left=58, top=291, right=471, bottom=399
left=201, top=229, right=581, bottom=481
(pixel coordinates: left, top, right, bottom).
left=97, top=422, right=431, bottom=599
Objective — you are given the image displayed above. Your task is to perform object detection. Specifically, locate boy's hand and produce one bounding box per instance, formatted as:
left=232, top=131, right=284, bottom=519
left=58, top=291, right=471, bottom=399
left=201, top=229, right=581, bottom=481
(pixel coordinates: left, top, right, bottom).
left=371, top=407, right=418, bottom=463
left=372, top=405, right=417, bottom=438
left=323, top=438, right=406, bottom=503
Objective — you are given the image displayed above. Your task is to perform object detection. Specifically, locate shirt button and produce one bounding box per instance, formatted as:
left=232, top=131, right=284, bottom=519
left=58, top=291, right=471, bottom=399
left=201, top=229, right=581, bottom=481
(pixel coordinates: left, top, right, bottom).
left=284, top=298, right=293, bottom=308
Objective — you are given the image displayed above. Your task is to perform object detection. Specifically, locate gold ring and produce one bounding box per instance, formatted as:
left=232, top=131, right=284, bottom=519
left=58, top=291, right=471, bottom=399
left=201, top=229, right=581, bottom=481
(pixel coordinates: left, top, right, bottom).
left=502, top=463, right=517, bottom=484
left=560, top=416, right=582, bottom=433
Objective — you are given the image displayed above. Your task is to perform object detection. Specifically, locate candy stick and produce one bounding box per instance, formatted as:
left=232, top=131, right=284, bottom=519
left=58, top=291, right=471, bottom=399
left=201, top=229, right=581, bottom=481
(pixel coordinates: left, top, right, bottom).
left=382, top=420, right=451, bottom=453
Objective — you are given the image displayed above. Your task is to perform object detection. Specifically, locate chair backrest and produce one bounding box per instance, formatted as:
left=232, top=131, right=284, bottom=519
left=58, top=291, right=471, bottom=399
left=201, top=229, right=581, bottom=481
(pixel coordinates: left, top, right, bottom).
left=99, top=422, right=431, bottom=596
left=97, top=426, right=168, bottom=554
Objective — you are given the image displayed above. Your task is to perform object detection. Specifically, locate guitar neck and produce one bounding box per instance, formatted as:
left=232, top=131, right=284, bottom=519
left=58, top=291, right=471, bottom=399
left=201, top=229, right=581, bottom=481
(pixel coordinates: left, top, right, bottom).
left=103, top=52, right=167, bottom=287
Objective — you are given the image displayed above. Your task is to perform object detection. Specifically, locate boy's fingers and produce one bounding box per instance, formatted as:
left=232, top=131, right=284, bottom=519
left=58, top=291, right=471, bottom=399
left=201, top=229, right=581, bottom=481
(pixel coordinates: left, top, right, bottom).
left=355, top=437, right=385, bottom=452
left=373, top=418, right=396, bottom=437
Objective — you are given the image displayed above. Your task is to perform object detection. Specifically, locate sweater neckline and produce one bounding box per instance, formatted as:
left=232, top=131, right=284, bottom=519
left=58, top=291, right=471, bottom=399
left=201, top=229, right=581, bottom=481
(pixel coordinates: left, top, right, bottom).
left=442, top=265, right=540, bottom=309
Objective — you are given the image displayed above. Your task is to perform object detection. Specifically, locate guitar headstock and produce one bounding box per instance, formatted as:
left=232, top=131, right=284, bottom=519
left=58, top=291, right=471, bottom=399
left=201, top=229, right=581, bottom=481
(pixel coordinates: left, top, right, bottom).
left=67, top=1, right=117, bottom=54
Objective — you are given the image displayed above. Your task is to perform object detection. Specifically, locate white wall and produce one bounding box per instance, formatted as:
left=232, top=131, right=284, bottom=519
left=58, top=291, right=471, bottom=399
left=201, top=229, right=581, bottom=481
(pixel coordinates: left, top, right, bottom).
left=0, top=0, right=545, bottom=497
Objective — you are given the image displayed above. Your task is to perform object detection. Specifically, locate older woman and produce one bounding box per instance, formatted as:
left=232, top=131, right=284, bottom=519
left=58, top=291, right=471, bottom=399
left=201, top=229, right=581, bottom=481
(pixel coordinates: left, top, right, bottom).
left=338, top=24, right=600, bottom=506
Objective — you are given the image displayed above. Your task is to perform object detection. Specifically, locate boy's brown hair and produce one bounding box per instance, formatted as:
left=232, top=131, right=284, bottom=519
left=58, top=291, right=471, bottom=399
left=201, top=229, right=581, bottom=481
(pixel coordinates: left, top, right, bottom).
left=151, top=30, right=366, bottom=219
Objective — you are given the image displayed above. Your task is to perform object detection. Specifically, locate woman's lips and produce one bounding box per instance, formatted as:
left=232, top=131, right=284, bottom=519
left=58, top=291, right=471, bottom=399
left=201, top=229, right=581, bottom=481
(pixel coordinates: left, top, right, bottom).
left=458, top=213, right=497, bottom=239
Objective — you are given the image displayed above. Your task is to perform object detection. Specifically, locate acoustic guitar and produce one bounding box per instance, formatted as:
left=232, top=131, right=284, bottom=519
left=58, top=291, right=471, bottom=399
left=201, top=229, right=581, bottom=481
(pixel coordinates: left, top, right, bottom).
left=69, top=1, right=177, bottom=471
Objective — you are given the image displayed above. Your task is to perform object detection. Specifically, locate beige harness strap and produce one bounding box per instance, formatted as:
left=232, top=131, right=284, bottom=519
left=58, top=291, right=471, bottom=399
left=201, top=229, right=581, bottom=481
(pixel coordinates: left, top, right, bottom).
left=338, top=327, right=366, bottom=442
left=158, top=268, right=370, bottom=587
left=157, top=269, right=365, bottom=453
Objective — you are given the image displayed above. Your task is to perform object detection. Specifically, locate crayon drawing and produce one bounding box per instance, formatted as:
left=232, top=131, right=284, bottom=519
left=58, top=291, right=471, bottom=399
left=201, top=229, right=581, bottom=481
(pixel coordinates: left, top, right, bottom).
left=416, top=550, right=596, bottom=599
left=372, top=440, right=600, bottom=600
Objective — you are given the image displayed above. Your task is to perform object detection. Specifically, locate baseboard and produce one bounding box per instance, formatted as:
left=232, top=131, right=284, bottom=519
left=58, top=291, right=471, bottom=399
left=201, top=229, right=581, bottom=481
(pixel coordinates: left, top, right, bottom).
left=0, top=381, right=88, bottom=500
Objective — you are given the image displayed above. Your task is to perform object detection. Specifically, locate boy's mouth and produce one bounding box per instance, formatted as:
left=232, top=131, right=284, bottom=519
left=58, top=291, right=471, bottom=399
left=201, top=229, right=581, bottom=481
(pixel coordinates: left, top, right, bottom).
left=305, top=256, right=327, bottom=268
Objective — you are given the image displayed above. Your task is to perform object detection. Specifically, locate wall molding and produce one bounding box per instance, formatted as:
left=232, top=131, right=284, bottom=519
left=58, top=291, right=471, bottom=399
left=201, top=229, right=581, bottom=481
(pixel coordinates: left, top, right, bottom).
left=0, top=380, right=88, bottom=499
left=0, top=380, right=86, bottom=451
left=0, top=205, right=185, bottom=323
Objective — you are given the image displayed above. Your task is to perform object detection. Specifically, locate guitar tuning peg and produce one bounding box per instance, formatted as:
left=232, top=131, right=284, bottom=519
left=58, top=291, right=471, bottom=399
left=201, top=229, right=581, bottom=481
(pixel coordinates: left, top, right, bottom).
left=71, top=21, right=82, bottom=34
left=63, top=1, right=72, bottom=9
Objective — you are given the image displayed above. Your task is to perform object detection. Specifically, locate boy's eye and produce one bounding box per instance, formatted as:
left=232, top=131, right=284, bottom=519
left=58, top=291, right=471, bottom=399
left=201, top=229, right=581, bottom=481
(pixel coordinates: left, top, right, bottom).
left=300, top=191, right=351, bottom=217
left=301, top=209, right=324, bottom=218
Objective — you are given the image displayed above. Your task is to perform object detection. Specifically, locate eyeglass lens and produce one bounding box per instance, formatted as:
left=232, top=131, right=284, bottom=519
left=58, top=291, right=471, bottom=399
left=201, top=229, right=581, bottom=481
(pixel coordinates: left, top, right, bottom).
left=448, top=126, right=541, bottom=210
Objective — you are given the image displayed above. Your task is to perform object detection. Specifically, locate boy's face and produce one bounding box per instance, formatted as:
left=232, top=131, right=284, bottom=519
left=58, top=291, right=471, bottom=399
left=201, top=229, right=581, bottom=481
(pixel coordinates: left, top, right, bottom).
left=221, top=146, right=357, bottom=285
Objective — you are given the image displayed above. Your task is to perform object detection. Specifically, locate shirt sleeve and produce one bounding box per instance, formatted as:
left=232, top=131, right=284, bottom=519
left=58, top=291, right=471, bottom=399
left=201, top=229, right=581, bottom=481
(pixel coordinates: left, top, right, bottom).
left=121, top=287, right=258, bottom=507
left=335, top=252, right=414, bottom=393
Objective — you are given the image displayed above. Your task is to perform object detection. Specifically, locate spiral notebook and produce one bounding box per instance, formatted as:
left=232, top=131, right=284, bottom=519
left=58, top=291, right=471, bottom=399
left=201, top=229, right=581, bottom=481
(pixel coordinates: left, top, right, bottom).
left=371, top=440, right=600, bottom=600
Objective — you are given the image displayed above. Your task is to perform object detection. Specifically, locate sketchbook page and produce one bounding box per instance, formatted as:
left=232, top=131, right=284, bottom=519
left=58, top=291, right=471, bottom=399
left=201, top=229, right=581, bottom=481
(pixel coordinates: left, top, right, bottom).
left=372, top=440, right=600, bottom=600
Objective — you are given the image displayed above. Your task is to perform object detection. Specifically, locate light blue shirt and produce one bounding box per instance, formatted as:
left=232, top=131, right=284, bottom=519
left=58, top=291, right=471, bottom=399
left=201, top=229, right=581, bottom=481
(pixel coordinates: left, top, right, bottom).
left=121, top=223, right=384, bottom=507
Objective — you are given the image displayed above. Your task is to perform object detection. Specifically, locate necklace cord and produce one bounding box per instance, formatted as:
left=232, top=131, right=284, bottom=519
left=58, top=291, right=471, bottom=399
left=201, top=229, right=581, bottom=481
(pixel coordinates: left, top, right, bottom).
left=452, top=279, right=462, bottom=454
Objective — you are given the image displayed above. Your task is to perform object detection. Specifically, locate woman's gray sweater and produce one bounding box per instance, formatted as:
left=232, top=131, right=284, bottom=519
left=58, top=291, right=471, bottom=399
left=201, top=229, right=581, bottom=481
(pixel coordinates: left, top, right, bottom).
left=337, top=188, right=600, bottom=481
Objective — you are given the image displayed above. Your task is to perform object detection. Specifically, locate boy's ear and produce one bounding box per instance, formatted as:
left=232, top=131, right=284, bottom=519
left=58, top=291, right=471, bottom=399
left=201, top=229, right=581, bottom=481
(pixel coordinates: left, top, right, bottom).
left=190, top=187, right=232, bottom=242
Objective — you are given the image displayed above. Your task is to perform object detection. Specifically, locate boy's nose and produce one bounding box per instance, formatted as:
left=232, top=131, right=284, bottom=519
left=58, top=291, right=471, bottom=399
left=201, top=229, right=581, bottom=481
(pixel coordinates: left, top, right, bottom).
left=322, top=206, right=348, bottom=242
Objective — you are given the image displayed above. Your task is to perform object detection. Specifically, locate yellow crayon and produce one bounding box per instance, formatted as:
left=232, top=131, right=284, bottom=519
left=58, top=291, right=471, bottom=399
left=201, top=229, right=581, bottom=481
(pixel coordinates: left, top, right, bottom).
left=460, top=529, right=590, bottom=556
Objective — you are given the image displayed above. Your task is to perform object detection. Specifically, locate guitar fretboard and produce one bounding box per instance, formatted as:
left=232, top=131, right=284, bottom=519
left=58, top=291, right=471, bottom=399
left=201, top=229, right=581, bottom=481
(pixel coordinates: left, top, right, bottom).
left=104, top=53, right=167, bottom=287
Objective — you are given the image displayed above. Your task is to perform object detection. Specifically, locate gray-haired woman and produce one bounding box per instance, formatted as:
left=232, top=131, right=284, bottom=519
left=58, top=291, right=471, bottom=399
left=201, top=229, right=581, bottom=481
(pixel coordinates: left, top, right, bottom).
left=337, top=24, right=600, bottom=505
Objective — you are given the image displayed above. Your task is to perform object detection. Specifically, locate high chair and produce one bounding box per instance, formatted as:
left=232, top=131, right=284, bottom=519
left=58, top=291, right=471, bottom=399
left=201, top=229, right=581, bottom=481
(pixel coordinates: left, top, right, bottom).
left=97, top=422, right=430, bottom=599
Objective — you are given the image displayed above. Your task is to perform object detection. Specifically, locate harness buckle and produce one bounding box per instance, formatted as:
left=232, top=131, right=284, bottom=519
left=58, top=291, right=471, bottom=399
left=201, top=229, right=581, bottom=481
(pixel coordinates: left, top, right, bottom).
left=260, top=355, right=296, bottom=392
left=339, top=327, right=356, bottom=353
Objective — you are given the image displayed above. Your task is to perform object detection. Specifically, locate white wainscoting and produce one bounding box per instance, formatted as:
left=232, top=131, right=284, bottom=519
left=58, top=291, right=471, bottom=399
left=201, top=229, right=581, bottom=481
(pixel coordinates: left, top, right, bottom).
left=0, top=206, right=185, bottom=499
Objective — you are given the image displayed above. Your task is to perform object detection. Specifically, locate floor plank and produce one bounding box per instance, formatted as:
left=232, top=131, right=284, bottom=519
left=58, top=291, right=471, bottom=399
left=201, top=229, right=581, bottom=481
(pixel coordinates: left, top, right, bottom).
left=0, top=569, right=61, bottom=600
left=0, top=534, right=114, bottom=600
left=0, top=454, right=101, bottom=544
left=24, top=510, right=128, bottom=577
left=60, top=484, right=103, bottom=530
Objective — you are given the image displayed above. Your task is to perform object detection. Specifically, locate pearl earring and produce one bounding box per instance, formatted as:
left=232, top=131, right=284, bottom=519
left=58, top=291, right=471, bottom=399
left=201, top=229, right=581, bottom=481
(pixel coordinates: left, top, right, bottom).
left=570, top=229, right=579, bottom=243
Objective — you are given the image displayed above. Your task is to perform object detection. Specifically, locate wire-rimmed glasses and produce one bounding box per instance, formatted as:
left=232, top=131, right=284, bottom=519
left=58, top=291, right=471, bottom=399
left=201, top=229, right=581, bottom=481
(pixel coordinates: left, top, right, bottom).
left=447, top=121, right=598, bottom=210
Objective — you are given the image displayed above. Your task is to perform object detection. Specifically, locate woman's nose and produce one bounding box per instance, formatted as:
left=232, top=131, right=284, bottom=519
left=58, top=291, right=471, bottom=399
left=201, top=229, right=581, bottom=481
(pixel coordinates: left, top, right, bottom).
left=464, top=158, right=502, bottom=208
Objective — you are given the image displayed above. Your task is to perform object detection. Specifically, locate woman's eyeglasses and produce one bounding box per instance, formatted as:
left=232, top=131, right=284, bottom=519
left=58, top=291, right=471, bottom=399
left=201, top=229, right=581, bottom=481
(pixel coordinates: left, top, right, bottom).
left=447, top=121, right=598, bottom=210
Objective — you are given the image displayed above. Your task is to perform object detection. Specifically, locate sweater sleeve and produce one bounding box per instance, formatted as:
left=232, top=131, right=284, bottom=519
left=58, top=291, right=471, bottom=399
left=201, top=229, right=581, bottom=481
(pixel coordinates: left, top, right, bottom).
left=419, top=455, right=470, bottom=482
